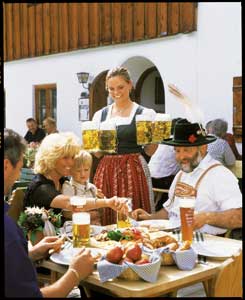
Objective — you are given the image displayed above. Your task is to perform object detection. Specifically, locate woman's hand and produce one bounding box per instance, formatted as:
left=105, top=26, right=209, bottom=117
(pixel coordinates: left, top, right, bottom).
left=29, top=236, right=63, bottom=261
left=105, top=196, right=129, bottom=214
left=69, top=247, right=94, bottom=281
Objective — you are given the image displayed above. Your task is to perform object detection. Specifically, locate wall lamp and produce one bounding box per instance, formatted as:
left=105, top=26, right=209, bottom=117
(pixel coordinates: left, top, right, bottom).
left=77, top=72, right=90, bottom=89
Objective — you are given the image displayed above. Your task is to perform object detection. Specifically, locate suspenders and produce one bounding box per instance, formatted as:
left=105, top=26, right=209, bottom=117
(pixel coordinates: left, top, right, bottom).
left=170, top=163, right=222, bottom=202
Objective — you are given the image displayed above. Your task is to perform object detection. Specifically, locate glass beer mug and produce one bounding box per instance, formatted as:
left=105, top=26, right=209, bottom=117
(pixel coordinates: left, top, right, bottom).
left=179, top=197, right=195, bottom=243
left=99, top=121, right=117, bottom=153
left=72, top=212, right=91, bottom=247
left=135, top=114, right=153, bottom=145
left=82, top=121, right=100, bottom=152
left=152, top=113, right=172, bottom=143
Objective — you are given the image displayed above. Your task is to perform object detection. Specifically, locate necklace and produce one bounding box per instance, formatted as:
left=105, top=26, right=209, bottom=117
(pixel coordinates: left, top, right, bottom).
left=114, top=102, right=132, bottom=114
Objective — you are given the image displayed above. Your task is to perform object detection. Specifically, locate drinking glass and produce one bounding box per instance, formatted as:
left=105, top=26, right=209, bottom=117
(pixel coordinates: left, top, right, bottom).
left=179, top=197, right=195, bottom=243
left=72, top=212, right=90, bottom=247
left=99, top=121, right=117, bottom=153
left=135, top=114, right=153, bottom=145
left=82, top=121, right=100, bottom=152
left=117, top=197, right=132, bottom=228
left=152, top=113, right=172, bottom=143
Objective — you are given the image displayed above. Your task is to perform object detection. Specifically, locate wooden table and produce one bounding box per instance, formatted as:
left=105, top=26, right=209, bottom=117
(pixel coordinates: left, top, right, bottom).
left=40, top=234, right=242, bottom=297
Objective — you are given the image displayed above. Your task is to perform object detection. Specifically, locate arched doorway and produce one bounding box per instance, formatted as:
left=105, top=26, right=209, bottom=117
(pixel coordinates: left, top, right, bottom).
left=89, top=70, right=108, bottom=120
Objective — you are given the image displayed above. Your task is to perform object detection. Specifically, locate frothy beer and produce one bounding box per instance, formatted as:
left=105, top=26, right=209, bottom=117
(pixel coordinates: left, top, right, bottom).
left=99, top=121, right=117, bottom=153
left=152, top=114, right=172, bottom=143
left=179, top=197, right=195, bottom=243
left=82, top=121, right=100, bottom=151
left=72, top=212, right=90, bottom=247
left=136, top=115, right=153, bottom=145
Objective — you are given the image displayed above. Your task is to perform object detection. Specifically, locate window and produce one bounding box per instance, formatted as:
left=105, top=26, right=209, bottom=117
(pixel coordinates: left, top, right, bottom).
left=34, top=84, right=57, bottom=126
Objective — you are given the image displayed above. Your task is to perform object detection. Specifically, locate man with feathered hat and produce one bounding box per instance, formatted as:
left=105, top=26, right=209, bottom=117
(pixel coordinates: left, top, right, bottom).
left=132, top=86, right=242, bottom=236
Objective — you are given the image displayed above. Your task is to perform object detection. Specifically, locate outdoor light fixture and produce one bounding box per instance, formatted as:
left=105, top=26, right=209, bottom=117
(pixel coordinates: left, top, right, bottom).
left=77, top=72, right=90, bottom=89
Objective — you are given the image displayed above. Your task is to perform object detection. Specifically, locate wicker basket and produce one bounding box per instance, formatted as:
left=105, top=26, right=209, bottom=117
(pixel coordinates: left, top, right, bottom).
left=119, top=267, right=140, bottom=280
left=161, top=252, right=175, bottom=266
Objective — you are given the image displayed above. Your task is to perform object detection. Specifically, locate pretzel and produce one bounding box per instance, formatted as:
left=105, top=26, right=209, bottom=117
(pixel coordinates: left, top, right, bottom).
left=48, top=235, right=66, bottom=255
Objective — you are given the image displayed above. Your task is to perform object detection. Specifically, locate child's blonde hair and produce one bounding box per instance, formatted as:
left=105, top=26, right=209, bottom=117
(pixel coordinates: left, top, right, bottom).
left=73, top=150, right=92, bottom=169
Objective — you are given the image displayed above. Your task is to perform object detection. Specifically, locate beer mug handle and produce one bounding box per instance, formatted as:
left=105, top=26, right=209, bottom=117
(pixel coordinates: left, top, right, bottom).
left=63, top=221, right=73, bottom=243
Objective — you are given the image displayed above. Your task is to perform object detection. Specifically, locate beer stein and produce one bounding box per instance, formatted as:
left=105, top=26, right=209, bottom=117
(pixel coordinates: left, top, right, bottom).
left=179, top=197, right=195, bottom=243
left=152, top=113, right=172, bottom=143
left=81, top=121, right=100, bottom=152
left=135, top=114, right=153, bottom=145
left=72, top=212, right=91, bottom=247
left=117, top=197, right=132, bottom=228
left=99, top=121, right=117, bottom=153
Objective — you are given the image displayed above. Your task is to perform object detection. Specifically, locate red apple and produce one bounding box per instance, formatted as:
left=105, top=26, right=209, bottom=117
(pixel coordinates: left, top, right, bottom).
left=125, top=243, right=142, bottom=261
left=135, top=258, right=150, bottom=265
left=106, top=246, right=124, bottom=264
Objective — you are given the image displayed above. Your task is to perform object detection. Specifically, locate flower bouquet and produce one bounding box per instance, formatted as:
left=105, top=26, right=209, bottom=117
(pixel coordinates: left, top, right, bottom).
left=24, top=142, right=39, bottom=168
left=18, top=206, right=63, bottom=245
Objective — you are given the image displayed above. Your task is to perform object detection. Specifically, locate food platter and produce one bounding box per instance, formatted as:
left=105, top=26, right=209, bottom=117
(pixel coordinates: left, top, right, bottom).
left=191, top=240, right=241, bottom=260
left=50, top=244, right=106, bottom=266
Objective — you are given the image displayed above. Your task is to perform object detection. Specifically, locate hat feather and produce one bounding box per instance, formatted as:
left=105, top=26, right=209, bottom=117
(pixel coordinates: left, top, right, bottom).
left=168, top=84, right=204, bottom=124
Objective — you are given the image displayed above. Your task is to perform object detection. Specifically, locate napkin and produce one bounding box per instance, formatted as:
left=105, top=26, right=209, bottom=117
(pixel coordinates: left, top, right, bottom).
left=142, top=244, right=197, bottom=271
left=97, top=253, right=161, bottom=283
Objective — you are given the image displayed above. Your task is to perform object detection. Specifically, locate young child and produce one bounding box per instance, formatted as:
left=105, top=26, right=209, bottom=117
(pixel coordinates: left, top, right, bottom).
left=62, top=150, right=104, bottom=225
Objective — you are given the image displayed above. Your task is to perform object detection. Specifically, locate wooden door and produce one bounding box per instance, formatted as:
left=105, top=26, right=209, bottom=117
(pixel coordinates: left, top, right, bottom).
left=35, top=84, right=57, bottom=126
left=233, top=76, right=242, bottom=142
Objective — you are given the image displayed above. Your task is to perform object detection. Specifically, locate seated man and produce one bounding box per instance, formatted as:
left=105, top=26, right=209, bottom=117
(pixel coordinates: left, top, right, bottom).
left=4, top=128, right=94, bottom=297
left=132, top=119, right=242, bottom=236
left=43, top=117, right=59, bottom=135
left=24, top=118, right=46, bottom=144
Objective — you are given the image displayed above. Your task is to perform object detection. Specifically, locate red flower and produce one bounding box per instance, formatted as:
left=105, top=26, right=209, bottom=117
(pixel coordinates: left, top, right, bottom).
left=188, top=134, right=197, bottom=143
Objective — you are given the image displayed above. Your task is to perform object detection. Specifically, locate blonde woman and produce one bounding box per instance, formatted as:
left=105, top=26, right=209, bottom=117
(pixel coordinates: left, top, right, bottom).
left=23, top=132, right=128, bottom=217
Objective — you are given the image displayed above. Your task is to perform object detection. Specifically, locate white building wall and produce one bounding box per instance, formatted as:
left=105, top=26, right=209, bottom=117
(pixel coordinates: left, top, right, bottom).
left=4, top=2, right=241, bottom=152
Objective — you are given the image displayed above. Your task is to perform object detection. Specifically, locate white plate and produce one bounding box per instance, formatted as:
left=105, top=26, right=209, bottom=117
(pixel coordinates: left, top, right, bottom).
left=50, top=246, right=106, bottom=266
left=61, top=223, right=116, bottom=238
left=192, top=240, right=241, bottom=259
left=137, top=219, right=179, bottom=231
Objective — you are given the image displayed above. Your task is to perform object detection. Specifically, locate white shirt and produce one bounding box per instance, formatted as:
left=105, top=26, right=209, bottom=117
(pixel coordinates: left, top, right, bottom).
left=148, top=144, right=180, bottom=178
left=163, top=153, right=242, bottom=235
left=62, top=178, right=97, bottom=198
left=92, top=102, right=156, bottom=126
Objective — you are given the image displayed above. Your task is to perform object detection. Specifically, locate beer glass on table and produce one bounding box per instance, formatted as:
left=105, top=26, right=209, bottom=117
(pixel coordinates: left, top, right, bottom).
left=152, top=113, right=172, bottom=143
left=72, top=212, right=91, bottom=247
left=82, top=121, right=100, bottom=152
left=136, top=114, right=153, bottom=145
left=179, top=197, right=195, bottom=243
left=99, top=121, right=117, bottom=153
left=117, top=197, right=132, bottom=228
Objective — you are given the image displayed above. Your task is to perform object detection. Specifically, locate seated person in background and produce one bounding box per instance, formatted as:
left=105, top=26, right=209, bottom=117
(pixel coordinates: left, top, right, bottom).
left=132, top=119, right=242, bottom=236
left=24, top=117, right=46, bottom=144
left=43, top=117, right=59, bottom=135
left=24, top=132, right=128, bottom=221
left=4, top=128, right=94, bottom=297
left=62, top=150, right=104, bottom=225
left=149, top=118, right=181, bottom=210
left=206, top=118, right=236, bottom=169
